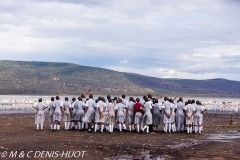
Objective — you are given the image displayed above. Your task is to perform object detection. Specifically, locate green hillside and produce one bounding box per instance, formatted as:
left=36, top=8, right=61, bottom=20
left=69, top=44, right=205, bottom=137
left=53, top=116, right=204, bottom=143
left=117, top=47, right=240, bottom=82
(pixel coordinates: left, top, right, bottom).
left=0, top=60, right=152, bottom=95
left=0, top=60, right=239, bottom=97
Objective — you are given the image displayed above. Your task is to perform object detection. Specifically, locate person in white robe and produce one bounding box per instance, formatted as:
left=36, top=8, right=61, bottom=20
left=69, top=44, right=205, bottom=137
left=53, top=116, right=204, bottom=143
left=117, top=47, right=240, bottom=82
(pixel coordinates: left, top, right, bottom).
left=162, top=97, right=172, bottom=133
left=53, top=96, right=64, bottom=131
left=127, top=97, right=135, bottom=132
left=48, top=97, right=55, bottom=130
left=32, top=98, right=48, bottom=130
left=62, top=97, right=71, bottom=130
left=141, top=96, right=153, bottom=134
left=183, top=100, right=196, bottom=134
left=115, top=99, right=127, bottom=133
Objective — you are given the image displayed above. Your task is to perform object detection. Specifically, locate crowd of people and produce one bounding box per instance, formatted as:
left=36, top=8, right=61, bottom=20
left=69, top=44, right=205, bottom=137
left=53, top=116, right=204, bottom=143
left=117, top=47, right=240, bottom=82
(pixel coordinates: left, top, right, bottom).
left=32, top=90, right=207, bottom=135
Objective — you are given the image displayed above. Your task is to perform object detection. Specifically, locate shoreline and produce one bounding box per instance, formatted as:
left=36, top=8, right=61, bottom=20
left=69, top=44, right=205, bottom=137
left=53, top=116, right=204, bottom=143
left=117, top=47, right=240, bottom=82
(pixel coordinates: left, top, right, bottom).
left=0, top=94, right=240, bottom=99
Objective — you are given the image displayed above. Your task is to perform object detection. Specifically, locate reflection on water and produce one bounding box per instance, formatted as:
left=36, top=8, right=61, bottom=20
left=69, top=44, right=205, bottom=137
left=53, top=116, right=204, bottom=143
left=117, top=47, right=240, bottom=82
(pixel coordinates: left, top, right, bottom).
left=167, top=140, right=201, bottom=150
left=207, top=133, right=240, bottom=143
left=113, top=132, right=240, bottom=160
left=0, top=95, right=239, bottom=114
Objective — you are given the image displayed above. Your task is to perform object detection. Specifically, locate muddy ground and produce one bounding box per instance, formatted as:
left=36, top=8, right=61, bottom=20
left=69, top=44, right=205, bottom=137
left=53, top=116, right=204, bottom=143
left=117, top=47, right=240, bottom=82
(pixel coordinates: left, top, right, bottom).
left=0, top=113, right=240, bottom=160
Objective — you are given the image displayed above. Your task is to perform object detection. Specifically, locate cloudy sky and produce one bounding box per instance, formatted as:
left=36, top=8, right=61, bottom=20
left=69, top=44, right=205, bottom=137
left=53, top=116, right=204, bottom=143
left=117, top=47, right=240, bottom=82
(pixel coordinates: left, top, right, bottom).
left=0, top=0, right=240, bottom=81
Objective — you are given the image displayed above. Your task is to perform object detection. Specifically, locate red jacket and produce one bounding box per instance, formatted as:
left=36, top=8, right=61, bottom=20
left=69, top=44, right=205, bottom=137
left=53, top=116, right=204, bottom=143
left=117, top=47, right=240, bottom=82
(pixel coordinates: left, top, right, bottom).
left=134, top=102, right=144, bottom=114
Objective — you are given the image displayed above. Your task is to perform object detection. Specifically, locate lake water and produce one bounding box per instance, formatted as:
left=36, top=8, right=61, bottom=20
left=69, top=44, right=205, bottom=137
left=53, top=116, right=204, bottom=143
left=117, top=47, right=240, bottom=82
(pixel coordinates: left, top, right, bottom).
left=0, top=95, right=239, bottom=114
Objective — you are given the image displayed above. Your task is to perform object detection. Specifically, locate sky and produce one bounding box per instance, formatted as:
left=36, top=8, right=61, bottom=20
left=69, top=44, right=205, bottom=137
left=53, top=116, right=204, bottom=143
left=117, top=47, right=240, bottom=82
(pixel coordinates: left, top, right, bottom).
left=0, top=0, right=240, bottom=81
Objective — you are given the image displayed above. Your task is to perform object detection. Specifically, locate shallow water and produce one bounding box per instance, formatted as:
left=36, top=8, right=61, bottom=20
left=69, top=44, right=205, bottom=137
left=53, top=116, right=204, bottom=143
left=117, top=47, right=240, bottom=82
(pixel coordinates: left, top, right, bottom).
left=113, top=132, right=240, bottom=160
left=167, top=139, right=201, bottom=150
left=0, top=95, right=239, bottom=114
left=207, top=133, right=240, bottom=142
left=0, top=95, right=239, bottom=102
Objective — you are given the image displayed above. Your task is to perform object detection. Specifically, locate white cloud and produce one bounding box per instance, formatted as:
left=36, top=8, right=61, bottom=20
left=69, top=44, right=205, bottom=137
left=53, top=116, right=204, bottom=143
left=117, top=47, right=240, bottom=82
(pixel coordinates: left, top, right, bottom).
left=120, top=60, right=128, bottom=64
left=106, top=65, right=240, bottom=81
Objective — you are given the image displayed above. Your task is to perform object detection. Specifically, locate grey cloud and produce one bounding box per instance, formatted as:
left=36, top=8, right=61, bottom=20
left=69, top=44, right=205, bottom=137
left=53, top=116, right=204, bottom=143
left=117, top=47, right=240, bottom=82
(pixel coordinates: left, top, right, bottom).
left=0, top=0, right=240, bottom=80
left=33, top=0, right=112, bottom=7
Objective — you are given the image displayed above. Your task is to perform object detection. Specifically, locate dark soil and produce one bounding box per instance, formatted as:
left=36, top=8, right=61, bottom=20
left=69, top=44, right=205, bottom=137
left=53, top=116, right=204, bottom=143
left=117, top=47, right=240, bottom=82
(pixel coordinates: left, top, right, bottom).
left=0, top=113, right=240, bottom=160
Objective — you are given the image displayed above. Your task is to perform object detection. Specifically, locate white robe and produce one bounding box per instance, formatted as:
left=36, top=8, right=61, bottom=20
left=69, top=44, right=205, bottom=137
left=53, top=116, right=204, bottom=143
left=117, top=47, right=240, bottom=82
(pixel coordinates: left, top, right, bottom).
left=34, top=102, right=47, bottom=124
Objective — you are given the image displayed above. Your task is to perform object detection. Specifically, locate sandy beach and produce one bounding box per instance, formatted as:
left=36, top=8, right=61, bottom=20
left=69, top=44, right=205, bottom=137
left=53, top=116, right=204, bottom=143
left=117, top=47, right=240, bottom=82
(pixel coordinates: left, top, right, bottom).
left=0, top=112, right=240, bottom=160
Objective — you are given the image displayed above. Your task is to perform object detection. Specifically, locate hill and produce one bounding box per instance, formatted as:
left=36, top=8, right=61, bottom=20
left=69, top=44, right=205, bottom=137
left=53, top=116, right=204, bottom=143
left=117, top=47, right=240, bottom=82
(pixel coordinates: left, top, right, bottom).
left=0, top=60, right=240, bottom=97
left=123, top=73, right=240, bottom=97
left=0, top=60, right=152, bottom=95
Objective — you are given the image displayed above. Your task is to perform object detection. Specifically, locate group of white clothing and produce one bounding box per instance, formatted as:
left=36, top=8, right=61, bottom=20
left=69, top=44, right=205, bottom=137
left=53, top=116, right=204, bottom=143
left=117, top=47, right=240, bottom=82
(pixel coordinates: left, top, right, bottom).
left=33, top=98, right=205, bottom=134
left=162, top=100, right=205, bottom=134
